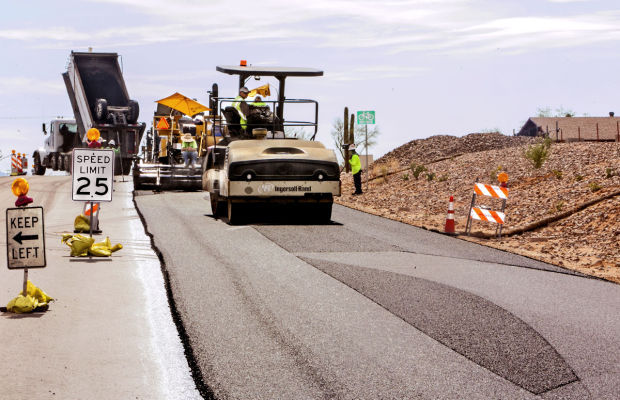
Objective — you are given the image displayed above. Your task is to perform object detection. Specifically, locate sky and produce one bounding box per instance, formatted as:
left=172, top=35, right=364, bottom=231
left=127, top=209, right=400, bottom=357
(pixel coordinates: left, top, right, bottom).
left=0, top=0, right=618, bottom=171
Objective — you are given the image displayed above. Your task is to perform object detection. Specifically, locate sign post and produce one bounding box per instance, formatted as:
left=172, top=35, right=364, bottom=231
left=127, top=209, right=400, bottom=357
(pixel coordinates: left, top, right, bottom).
left=6, top=206, right=46, bottom=295
left=357, top=111, right=375, bottom=192
left=72, top=148, right=114, bottom=237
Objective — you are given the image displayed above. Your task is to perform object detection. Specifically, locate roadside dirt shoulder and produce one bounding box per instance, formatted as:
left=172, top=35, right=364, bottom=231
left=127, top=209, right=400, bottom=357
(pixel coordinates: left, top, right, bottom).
left=337, top=134, right=620, bottom=283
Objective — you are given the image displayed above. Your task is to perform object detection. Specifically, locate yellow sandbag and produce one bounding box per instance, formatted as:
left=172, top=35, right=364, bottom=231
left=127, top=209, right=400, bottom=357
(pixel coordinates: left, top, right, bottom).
left=6, top=281, right=54, bottom=313
left=21, top=280, right=54, bottom=303
left=7, top=295, right=38, bottom=313
left=89, top=237, right=123, bottom=257
left=61, top=234, right=123, bottom=257
left=74, top=214, right=91, bottom=232
left=61, top=234, right=95, bottom=257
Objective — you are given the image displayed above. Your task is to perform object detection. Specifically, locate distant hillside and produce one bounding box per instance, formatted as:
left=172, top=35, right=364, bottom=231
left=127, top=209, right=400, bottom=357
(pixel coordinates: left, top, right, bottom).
left=374, top=132, right=534, bottom=167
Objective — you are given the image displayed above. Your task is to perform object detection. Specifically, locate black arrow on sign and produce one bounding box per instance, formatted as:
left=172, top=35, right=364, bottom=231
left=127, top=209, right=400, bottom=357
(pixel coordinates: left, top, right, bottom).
left=12, top=231, right=39, bottom=245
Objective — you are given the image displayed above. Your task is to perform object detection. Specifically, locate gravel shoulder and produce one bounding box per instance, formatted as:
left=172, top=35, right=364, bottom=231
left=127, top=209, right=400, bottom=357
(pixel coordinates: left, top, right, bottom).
left=337, top=134, right=620, bottom=283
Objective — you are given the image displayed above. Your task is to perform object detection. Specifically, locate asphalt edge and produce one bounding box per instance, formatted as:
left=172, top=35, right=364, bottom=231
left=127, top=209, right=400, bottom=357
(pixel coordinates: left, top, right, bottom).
left=132, top=190, right=216, bottom=400
left=333, top=201, right=612, bottom=282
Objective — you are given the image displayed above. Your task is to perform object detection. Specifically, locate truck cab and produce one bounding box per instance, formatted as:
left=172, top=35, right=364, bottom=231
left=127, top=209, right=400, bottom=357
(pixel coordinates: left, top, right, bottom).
left=33, top=118, right=79, bottom=175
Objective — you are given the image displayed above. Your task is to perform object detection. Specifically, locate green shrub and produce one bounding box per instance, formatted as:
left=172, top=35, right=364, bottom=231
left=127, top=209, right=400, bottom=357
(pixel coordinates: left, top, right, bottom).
left=605, top=167, right=617, bottom=179
left=410, top=163, right=427, bottom=179
left=589, top=182, right=602, bottom=192
left=575, top=174, right=584, bottom=182
left=426, top=172, right=436, bottom=181
left=402, top=173, right=409, bottom=181
left=552, top=169, right=563, bottom=180
left=524, top=142, right=550, bottom=169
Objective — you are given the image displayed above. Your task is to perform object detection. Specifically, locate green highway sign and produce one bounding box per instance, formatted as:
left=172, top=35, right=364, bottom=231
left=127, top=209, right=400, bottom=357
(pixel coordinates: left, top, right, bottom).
left=357, top=110, right=375, bottom=125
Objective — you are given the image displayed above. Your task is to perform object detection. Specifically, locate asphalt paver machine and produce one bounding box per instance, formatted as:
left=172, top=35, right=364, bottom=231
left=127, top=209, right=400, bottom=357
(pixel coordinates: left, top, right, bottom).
left=133, top=93, right=222, bottom=190
left=203, top=63, right=341, bottom=224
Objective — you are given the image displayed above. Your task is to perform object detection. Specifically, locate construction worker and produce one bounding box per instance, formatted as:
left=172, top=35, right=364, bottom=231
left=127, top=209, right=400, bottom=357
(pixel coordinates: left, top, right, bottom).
left=232, top=86, right=250, bottom=131
left=181, top=133, right=198, bottom=168
left=253, top=95, right=267, bottom=107
left=349, top=144, right=362, bottom=195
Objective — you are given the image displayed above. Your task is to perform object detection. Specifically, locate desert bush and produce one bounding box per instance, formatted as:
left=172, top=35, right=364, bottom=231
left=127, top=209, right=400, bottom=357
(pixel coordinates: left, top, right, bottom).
left=524, top=142, right=550, bottom=169
left=438, top=175, right=448, bottom=182
left=489, top=165, right=503, bottom=181
left=410, top=162, right=427, bottom=179
left=402, top=173, right=409, bottom=181
left=605, top=167, right=617, bottom=179
left=426, top=172, right=436, bottom=181
left=552, top=169, right=563, bottom=180
left=589, top=182, right=602, bottom=192
left=380, top=165, right=389, bottom=182
left=574, top=174, right=584, bottom=182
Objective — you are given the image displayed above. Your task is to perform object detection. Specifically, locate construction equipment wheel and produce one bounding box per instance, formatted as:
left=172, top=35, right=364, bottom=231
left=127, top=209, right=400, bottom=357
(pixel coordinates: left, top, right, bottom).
left=316, top=202, right=333, bottom=224
left=227, top=198, right=243, bottom=225
left=33, top=154, right=46, bottom=175
left=210, top=193, right=226, bottom=217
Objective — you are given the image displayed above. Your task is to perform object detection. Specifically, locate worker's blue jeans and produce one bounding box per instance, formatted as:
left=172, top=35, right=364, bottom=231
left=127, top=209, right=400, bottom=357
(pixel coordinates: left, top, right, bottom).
left=182, top=150, right=197, bottom=166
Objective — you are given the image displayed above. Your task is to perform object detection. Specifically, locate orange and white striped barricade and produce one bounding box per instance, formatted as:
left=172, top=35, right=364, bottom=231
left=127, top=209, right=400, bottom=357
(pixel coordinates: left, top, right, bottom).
left=465, top=182, right=509, bottom=238
left=16, top=153, right=23, bottom=175
left=83, top=202, right=101, bottom=233
left=10, top=150, right=18, bottom=175
left=21, top=154, right=28, bottom=175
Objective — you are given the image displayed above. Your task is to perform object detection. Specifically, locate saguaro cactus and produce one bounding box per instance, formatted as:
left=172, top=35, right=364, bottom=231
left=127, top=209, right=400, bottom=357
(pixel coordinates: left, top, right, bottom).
left=344, top=107, right=350, bottom=172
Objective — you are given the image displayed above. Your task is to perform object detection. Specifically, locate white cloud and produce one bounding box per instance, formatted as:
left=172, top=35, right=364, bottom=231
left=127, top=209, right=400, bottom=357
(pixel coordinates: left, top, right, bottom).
left=2, top=1, right=619, bottom=58
left=0, top=77, right=65, bottom=95
left=327, top=65, right=427, bottom=81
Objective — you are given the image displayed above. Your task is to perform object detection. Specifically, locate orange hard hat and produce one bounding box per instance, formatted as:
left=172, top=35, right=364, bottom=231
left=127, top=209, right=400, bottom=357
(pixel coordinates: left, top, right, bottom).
left=11, top=178, right=29, bottom=197
left=87, top=127, right=101, bottom=142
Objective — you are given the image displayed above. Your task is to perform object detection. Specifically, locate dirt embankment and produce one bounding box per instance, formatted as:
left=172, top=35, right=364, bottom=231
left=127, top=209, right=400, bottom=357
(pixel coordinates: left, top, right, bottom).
left=337, top=133, right=620, bottom=283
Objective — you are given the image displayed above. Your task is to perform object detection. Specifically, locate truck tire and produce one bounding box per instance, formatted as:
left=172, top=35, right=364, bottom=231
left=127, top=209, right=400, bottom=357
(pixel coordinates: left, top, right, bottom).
left=127, top=100, right=139, bottom=124
left=50, top=153, right=59, bottom=171
left=65, top=154, right=72, bottom=174
left=95, top=98, right=108, bottom=122
left=33, top=153, right=46, bottom=175
left=58, top=154, right=65, bottom=171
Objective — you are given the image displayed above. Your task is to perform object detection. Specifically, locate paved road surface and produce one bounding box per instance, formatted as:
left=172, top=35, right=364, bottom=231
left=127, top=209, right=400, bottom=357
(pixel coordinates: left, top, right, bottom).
left=135, top=190, right=620, bottom=400
left=0, top=176, right=200, bottom=400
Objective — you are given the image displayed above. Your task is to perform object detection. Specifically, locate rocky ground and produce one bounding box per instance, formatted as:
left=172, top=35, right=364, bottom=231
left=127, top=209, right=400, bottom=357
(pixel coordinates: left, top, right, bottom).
left=336, top=133, right=620, bottom=283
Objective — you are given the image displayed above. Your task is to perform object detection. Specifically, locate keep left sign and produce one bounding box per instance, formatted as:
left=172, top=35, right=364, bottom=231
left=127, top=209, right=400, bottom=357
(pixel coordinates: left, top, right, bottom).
left=6, top=206, right=46, bottom=269
left=72, top=148, right=115, bottom=202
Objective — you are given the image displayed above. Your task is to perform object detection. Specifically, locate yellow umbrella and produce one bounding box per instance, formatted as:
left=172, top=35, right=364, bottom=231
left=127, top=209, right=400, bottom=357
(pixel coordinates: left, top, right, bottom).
left=155, top=92, right=211, bottom=117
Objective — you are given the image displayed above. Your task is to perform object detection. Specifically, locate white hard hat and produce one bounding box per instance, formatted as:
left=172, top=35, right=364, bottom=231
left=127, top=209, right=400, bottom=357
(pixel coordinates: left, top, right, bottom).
left=109, top=139, right=115, bottom=146
left=348, top=144, right=356, bottom=150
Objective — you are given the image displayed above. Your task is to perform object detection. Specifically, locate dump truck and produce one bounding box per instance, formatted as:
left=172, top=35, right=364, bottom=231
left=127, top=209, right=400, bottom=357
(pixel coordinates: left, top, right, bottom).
left=132, top=94, right=222, bottom=190
left=32, top=118, right=80, bottom=175
left=37, top=51, right=145, bottom=175
left=203, top=64, right=341, bottom=224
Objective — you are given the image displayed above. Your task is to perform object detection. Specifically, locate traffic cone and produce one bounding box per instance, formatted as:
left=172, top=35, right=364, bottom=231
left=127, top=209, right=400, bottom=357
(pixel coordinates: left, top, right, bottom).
left=444, top=196, right=456, bottom=235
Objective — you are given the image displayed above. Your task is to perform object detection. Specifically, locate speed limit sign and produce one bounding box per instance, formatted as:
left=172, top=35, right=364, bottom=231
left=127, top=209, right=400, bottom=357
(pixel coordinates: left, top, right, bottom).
left=72, top=148, right=115, bottom=202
